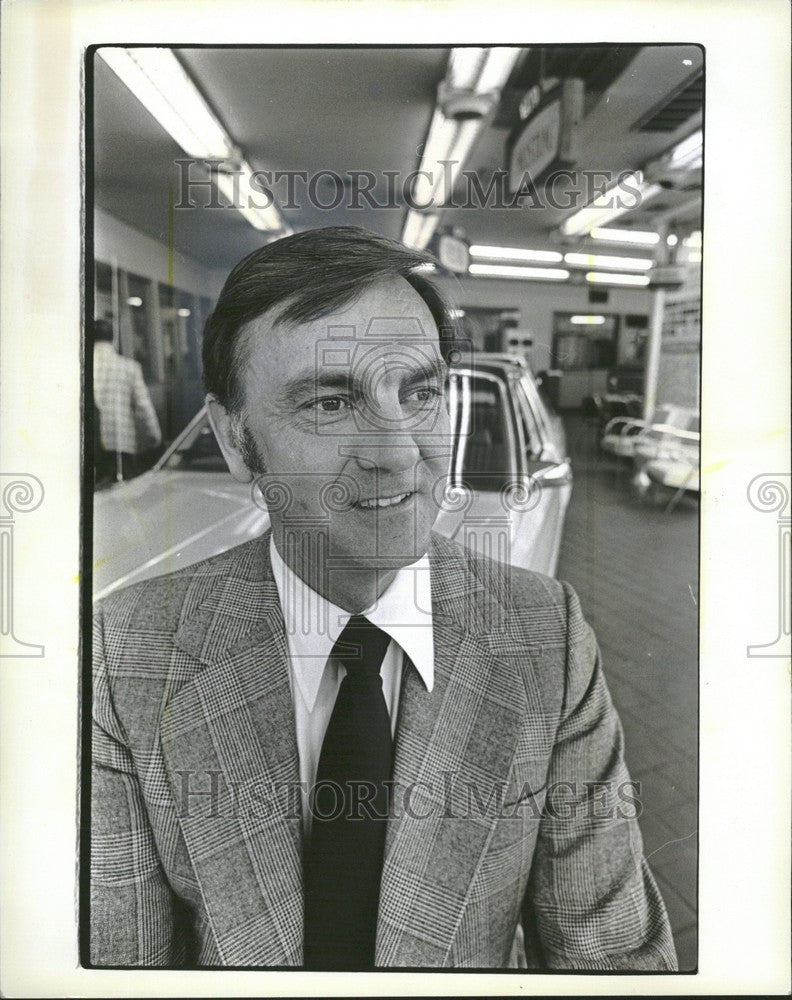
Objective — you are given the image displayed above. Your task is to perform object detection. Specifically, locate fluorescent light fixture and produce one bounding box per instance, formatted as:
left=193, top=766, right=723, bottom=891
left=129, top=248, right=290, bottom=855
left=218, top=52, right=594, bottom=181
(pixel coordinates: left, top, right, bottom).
left=564, top=252, right=653, bottom=271
left=212, top=160, right=286, bottom=232
left=474, top=47, right=523, bottom=93
left=561, top=171, right=662, bottom=236
left=470, top=263, right=570, bottom=281
left=683, top=230, right=702, bottom=248
left=670, top=129, right=703, bottom=170
left=570, top=315, right=606, bottom=325
left=126, top=296, right=143, bottom=307
left=403, top=47, right=521, bottom=243
left=447, top=48, right=486, bottom=89
left=402, top=210, right=439, bottom=250
left=686, top=249, right=702, bottom=264
left=177, top=307, right=191, bottom=317
left=590, top=227, right=661, bottom=246
left=99, top=47, right=287, bottom=234
left=585, top=271, right=651, bottom=287
left=469, top=244, right=563, bottom=263
left=446, top=46, right=522, bottom=93
left=99, top=48, right=235, bottom=159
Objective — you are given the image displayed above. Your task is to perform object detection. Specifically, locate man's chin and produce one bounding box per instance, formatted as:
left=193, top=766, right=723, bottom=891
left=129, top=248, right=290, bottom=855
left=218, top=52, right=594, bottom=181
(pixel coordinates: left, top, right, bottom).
left=332, top=512, right=436, bottom=570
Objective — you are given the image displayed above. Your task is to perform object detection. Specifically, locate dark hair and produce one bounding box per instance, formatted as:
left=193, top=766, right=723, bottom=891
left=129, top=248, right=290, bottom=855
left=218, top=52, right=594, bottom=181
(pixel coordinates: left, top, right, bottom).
left=93, top=318, right=115, bottom=343
left=202, top=225, right=458, bottom=412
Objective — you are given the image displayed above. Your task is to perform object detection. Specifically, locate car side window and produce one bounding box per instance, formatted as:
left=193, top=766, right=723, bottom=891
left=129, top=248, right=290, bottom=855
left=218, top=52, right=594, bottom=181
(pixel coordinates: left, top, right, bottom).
left=450, top=373, right=514, bottom=492
left=513, top=379, right=544, bottom=461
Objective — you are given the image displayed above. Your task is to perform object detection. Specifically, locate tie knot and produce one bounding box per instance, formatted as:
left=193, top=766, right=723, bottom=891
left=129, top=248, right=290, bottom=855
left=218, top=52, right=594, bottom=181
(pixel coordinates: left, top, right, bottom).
left=331, top=615, right=391, bottom=679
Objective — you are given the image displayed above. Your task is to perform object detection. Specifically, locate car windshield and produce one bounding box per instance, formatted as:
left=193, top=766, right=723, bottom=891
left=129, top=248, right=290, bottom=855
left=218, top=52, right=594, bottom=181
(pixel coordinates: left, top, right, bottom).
left=162, top=416, right=228, bottom=472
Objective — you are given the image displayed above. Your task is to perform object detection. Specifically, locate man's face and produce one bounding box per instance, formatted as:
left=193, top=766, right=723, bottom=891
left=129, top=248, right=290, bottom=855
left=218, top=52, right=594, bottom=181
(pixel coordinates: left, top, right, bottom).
left=223, top=276, right=453, bottom=574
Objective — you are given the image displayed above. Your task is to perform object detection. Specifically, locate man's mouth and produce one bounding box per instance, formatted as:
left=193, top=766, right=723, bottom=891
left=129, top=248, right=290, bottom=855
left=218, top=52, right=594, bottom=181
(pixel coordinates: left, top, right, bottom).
left=354, top=491, right=414, bottom=510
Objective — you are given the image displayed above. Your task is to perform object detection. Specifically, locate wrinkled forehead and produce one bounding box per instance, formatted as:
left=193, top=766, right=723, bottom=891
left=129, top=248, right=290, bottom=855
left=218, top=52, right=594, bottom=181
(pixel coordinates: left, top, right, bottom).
left=240, top=276, right=444, bottom=387
left=283, top=275, right=439, bottom=340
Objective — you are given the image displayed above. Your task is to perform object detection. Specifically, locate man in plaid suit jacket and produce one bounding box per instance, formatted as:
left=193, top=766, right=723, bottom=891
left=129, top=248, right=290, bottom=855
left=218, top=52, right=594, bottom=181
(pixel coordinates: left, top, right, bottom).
left=90, top=228, right=676, bottom=970
left=93, top=319, right=162, bottom=484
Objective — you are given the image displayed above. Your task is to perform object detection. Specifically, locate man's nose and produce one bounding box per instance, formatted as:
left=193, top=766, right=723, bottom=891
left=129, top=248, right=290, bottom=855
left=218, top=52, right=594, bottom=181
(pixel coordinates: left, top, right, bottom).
left=345, top=393, right=423, bottom=474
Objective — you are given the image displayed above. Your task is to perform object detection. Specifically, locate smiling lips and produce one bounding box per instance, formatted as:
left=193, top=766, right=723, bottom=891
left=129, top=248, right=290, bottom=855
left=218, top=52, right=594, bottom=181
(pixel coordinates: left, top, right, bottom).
left=355, top=491, right=414, bottom=510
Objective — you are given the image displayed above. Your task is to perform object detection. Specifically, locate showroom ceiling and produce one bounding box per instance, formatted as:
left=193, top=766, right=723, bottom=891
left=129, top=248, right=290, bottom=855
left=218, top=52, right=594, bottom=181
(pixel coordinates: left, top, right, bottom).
left=92, top=44, right=703, bottom=270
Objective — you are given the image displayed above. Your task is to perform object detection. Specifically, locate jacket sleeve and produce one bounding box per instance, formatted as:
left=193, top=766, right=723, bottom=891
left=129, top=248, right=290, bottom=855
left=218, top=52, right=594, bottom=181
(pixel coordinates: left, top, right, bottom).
left=130, top=362, right=162, bottom=450
left=522, top=582, right=678, bottom=971
left=90, top=604, right=185, bottom=966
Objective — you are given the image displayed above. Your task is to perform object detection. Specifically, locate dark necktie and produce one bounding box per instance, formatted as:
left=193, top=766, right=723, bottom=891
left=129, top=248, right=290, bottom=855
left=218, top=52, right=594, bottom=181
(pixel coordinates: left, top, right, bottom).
left=303, top=614, right=394, bottom=969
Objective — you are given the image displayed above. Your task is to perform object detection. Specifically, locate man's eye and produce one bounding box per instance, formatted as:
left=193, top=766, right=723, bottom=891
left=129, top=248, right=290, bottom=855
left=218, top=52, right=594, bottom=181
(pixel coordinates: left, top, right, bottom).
left=316, top=396, right=348, bottom=413
left=407, top=385, right=442, bottom=403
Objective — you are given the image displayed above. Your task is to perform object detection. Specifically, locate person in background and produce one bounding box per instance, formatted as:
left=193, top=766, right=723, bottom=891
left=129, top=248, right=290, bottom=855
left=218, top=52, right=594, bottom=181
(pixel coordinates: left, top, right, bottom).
left=92, top=318, right=162, bottom=486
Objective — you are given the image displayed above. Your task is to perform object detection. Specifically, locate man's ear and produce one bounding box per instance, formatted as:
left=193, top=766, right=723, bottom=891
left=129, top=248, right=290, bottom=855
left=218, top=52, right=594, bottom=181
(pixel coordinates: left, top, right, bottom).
left=205, top=395, right=254, bottom=483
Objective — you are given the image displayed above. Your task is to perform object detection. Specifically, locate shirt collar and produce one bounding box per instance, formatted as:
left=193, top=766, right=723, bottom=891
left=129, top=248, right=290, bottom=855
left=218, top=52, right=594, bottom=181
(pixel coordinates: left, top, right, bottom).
left=270, top=535, right=434, bottom=710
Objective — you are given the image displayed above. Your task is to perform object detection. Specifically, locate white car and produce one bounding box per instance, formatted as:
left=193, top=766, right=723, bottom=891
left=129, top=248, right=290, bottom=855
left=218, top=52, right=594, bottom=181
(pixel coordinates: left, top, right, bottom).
left=94, top=355, right=572, bottom=599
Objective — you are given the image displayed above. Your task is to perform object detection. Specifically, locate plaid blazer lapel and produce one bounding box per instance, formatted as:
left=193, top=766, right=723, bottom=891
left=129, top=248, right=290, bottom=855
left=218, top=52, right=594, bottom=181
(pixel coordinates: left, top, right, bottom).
left=375, top=535, right=529, bottom=967
left=161, top=533, right=304, bottom=966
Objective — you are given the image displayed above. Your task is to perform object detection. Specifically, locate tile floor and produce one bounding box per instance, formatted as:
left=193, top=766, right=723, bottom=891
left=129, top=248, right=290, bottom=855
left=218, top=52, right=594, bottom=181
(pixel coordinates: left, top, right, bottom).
left=556, top=416, right=699, bottom=971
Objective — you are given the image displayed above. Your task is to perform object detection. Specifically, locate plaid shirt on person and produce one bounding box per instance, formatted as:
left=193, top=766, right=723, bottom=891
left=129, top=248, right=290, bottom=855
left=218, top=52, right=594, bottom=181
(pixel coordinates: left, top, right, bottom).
left=93, top=341, right=162, bottom=454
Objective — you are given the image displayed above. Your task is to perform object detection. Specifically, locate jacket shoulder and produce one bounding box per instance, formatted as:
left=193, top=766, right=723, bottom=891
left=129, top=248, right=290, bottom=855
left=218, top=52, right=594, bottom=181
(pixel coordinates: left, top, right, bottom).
left=430, top=532, right=579, bottom=653
left=433, top=532, right=568, bottom=609
left=94, top=535, right=268, bottom=635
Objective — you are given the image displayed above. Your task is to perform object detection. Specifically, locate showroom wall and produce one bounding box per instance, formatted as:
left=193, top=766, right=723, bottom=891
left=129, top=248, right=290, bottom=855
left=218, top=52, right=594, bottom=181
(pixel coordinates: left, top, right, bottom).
left=94, top=208, right=221, bottom=298
left=435, top=272, right=654, bottom=374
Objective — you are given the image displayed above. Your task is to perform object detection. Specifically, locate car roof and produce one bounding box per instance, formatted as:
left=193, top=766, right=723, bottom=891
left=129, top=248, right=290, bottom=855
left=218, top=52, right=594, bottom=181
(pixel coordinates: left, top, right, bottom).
left=450, top=352, right=530, bottom=378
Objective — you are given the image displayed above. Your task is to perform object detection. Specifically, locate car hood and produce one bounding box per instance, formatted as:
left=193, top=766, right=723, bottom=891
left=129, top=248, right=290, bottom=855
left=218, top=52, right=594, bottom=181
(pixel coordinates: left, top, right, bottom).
left=93, top=470, right=270, bottom=599
left=93, top=470, right=568, bottom=600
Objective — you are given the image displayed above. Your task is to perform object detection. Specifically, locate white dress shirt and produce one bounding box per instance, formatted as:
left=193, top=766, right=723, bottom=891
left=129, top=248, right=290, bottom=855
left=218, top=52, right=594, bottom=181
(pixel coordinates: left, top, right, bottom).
left=270, top=536, right=435, bottom=836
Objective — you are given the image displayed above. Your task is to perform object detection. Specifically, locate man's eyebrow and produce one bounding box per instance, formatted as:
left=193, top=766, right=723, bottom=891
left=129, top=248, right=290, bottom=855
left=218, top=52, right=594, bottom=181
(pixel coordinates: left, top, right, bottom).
left=399, top=358, right=449, bottom=388
left=278, top=358, right=447, bottom=403
left=279, top=370, right=353, bottom=401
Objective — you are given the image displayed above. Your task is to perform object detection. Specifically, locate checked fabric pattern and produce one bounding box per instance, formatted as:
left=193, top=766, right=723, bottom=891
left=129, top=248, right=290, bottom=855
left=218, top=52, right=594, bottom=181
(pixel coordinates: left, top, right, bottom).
left=93, top=342, right=162, bottom=455
left=90, top=531, right=677, bottom=969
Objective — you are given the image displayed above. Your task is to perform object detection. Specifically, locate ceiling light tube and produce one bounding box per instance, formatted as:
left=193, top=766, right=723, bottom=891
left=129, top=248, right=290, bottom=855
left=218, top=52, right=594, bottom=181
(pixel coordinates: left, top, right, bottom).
left=99, top=47, right=235, bottom=159
left=669, top=129, right=703, bottom=170
left=564, top=252, right=654, bottom=271
left=570, top=315, right=606, bottom=325
left=474, top=47, right=522, bottom=93
left=402, top=210, right=439, bottom=250
left=590, top=227, right=661, bottom=246
left=447, top=48, right=487, bottom=89
left=99, top=47, right=287, bottom=234
left=469, top=245, right=563, bottom=263
left=404, top=47, right=521, bottom=237
left=585, top=271, right=651, bottom=286
left=561, top=171, right=662, bottom=236
left=470, top=264, right=570, bottom=281
left=212, top=160, right=287, bottom=232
